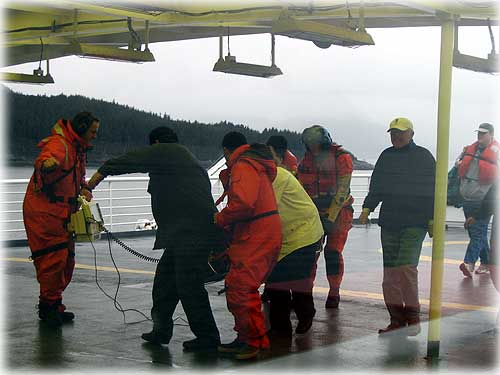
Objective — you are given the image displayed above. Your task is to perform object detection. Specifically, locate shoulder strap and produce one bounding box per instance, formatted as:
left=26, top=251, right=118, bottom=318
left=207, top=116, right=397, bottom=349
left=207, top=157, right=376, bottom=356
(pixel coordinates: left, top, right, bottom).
left=462, top=152, right=498, bottom=165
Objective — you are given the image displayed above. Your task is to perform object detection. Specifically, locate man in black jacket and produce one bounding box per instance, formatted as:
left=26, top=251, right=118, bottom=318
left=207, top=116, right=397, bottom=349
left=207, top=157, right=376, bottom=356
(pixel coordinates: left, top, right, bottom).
left=87, top=127, right=225, bottom=352
left=358, top=117, right=435, bottom=336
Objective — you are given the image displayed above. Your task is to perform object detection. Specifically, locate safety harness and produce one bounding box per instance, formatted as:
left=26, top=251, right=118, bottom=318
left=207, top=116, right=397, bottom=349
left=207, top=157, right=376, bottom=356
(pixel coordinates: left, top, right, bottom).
left=29, top=241, right=74, bottom=260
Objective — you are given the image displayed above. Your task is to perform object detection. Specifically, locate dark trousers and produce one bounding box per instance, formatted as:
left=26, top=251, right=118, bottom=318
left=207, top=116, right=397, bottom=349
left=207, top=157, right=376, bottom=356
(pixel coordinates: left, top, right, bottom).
left=265, top=241, right=320, bottom=333
left=151, top=236, right=220, bottom=343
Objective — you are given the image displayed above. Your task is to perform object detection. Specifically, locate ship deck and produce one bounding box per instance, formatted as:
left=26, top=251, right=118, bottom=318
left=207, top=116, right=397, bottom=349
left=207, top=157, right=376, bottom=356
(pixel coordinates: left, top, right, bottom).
left=2, top=224, right=498, bottom=371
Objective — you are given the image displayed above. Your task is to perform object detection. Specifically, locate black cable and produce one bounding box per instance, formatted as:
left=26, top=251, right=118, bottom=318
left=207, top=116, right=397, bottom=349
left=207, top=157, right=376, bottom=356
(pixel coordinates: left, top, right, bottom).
left=106, top=233, right=152, bottom=323
left=7, top=19, right=125, bottom=34
left=88, top=221, right=220, bottom=326
left=91, top=218, right=228, bottom=282
left=89, top=233, right=151, bottom=324
left=7, top=3, right=353, bottom=34
left=100, top=225, right=160, bottom=263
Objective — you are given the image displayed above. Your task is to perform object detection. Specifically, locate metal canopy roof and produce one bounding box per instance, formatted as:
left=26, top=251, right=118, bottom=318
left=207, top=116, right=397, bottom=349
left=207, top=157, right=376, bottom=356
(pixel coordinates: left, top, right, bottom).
left=3, top=1, right=499, bottom=67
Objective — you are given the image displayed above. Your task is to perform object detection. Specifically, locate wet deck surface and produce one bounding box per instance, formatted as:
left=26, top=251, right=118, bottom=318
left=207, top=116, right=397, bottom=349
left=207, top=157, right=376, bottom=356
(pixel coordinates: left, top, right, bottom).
left=2, top=225, right=498, bottom=371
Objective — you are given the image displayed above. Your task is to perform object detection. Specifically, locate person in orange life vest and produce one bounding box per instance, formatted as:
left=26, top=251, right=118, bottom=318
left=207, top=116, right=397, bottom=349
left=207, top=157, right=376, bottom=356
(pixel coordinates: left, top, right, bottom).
left=297, top=125, right=354, bottom=309
left=457, top=123, right=499, bottom=277
left=214, top=132, right=282, bottom=360
left=266, top=135, right=298, bottom=176
left=23, top=112, right=99, bottom=328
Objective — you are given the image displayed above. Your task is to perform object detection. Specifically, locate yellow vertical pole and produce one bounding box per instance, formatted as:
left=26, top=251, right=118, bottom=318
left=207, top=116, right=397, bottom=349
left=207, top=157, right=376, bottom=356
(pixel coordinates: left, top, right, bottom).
left=427, top=16, right=455, bottom=360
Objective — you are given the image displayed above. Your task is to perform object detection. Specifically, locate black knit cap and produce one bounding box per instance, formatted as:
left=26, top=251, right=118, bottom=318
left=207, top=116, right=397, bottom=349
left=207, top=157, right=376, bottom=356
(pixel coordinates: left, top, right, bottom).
left=266, top=135, right=288, bottom=151
left=71, top=111, right=99, bottom=136
left=149, top=126, right=178, bottom=145
left=222, top=131, right=247, bottom=152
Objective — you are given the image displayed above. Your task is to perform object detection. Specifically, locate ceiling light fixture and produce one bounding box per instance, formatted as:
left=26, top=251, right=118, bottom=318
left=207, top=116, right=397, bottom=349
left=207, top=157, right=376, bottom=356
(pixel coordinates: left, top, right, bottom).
left=66, top=42, right=155, bottom=63
left=213, top=30, right=283, bottom=78
left=1, top=38, right=54, bottom=84
left=453, top=21, right=498, bottom=74
left=271, top=16, right=374, bottom=48
left=1, top=71, right=54, bottom=84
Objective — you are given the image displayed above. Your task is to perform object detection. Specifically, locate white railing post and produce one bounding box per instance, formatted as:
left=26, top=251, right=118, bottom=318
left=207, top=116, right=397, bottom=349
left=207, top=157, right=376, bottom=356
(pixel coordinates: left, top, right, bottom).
left=108, top=179, right=113, bottom=231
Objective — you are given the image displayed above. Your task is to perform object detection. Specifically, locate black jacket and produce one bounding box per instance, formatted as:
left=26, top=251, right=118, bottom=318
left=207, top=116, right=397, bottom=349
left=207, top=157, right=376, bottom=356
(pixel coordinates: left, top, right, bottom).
left=362, top=140, right=436, bottom=229
left=98, top=143, right=223, bottom=249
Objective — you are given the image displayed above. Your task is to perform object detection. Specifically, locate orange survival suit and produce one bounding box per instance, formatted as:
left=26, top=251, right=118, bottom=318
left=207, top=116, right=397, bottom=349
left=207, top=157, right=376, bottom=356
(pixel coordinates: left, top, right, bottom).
left=215, top=144, right=282, bottom=349
left=23, top=119, right=90, bottom=309
left=298, top=143, right=354, bottom=300
left=282, top=149, right=298, bottom=175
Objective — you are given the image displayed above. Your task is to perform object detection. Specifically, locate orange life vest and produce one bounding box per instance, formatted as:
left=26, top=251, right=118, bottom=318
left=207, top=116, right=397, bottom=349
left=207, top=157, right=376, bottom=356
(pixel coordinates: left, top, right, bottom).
left=458, top=140, right=499, bottom=185
left=298, top=144, right=353, bottom=210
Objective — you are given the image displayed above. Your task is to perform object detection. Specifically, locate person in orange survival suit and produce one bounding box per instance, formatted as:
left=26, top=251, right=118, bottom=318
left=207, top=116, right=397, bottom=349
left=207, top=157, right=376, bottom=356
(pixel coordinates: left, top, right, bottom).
left=297, top=125, right=354, bottom=309
left=23, top=112, right=99, bottom=328
left=214, top=132, right=282, bottom=360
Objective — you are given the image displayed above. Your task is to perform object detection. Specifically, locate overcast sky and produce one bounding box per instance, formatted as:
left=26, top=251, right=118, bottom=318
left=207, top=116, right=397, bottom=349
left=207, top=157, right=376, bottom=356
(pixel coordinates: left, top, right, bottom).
left=2, top=25, right=499, bottom=164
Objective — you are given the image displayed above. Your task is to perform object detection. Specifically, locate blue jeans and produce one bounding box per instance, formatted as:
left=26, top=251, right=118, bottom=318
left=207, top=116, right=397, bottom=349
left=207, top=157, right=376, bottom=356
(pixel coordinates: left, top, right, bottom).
left=463, top=200, right=491, bottom=265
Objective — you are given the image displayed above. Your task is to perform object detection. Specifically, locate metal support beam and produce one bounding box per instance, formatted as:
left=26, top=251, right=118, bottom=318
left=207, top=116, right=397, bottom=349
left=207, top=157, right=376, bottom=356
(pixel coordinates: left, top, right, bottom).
left=426, top=16, right=455, bottom=361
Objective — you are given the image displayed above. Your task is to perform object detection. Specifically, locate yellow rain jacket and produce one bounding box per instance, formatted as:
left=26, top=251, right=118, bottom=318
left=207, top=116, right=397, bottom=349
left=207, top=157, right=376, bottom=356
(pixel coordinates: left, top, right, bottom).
left=272, top=167, right=324, bottom=261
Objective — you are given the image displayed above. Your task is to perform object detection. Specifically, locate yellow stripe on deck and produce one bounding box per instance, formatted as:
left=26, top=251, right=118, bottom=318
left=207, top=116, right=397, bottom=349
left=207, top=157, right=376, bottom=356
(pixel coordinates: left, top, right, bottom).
left=313, top=286, right=497, bottom=313
left=3, top=257, right=496, bottom=313
left=2, top=257, right=155, bottom=275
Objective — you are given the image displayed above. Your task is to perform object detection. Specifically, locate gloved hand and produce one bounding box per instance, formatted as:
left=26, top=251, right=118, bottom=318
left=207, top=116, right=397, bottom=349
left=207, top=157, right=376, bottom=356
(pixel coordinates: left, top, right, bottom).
left=427, top=220, right=434, bottom=238
left=326, top=204, right=341, bottom=223
left=358, top=208, right=370, bottom=225
left=464, top=217, right=476, bottom=229
left=41, top=157, right=60, bottom=172
left=80, top=187, right=93, bottom=202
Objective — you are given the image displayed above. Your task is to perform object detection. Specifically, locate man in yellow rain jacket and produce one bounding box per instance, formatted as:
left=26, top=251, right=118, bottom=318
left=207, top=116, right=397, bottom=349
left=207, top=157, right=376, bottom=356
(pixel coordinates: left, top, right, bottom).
left=264, top=138, right=324, bottom=337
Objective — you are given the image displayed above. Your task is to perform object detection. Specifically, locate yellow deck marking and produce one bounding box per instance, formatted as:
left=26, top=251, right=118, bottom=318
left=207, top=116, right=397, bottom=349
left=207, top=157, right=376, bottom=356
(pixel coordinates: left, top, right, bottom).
left=3, top=257, right=496, bottom=313
left=422, top=240, right=469, bottom=248
left=313, top=286, right=497, bottom=313
left=419, top=255, right=461, bottom=265
left=2, top=257, right=155, bottom=275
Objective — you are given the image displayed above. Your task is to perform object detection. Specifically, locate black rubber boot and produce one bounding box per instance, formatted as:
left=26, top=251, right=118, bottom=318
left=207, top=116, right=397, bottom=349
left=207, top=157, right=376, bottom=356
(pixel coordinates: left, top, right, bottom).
left=54, top=300, right=75, bottom=323
left=38, top=302, right=63, bottom=328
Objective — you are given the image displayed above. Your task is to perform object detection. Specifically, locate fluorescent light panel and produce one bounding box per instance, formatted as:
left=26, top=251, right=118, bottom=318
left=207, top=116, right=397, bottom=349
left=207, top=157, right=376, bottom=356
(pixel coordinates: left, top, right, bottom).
left=213, top=56, right=283, bottom=78
left=66, top=42, right=155, bottom=63
left=272, top=17, right=374, bottom=47
left=1, top=72, right=54, bottom=84
left=453, top=52, right=499, bottom=74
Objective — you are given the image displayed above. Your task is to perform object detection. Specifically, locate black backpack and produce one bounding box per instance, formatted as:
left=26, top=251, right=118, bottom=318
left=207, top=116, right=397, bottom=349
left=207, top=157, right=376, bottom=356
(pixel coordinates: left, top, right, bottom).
left=447, top=165, right=463, bottom=208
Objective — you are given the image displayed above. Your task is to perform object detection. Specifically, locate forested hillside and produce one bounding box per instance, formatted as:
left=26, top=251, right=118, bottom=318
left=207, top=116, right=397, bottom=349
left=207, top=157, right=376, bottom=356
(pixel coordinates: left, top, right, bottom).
left=5, top=87, right=372, bottom=169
